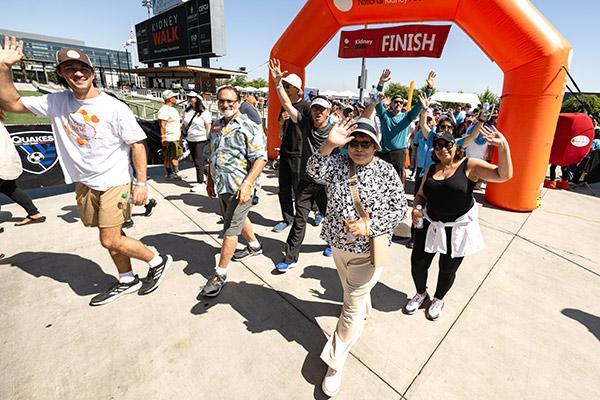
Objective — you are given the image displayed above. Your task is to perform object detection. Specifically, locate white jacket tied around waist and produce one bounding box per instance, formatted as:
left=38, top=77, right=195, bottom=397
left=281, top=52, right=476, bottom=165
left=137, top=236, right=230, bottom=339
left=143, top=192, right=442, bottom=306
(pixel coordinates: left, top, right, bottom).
left=423, top=203, right=484, bottom=258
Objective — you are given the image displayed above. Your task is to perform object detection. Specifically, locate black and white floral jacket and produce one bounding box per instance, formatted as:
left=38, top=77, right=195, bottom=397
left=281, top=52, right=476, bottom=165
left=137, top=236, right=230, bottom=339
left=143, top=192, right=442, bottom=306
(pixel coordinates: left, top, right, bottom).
left=307, top=152, right=408, bottom=254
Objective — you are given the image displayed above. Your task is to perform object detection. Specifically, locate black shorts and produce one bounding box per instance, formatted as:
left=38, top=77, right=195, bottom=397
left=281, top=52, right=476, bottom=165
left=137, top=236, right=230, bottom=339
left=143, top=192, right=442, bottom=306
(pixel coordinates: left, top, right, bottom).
left=381, top=148, right=407, bottom=178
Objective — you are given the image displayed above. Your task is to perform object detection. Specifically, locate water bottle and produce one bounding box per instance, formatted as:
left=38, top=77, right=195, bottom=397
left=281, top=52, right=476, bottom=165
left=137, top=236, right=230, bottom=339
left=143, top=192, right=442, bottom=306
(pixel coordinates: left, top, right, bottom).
left=369, top=85, right=378, bottom=103
left=117, top=193, right=133, bottom=209
left=414, top=205, right=424, bottom=229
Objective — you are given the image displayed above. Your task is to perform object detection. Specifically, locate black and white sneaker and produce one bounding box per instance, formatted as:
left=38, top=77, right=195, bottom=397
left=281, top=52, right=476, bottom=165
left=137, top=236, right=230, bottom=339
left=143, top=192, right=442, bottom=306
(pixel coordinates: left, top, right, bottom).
left=139, top=254, right=173, bottom=295
left=232, top=244, right=263, bottom=262
left=144, top=199, right=157, bottom=217
left=89, top=276, right=142, bottom=306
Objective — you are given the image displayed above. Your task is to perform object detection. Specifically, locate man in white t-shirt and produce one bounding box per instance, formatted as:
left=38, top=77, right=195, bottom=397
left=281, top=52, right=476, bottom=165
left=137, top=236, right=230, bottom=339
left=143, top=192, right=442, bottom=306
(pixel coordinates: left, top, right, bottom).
left=157, top=90, right=183, bottom=180
left=0, top=36, right=173, bottom=306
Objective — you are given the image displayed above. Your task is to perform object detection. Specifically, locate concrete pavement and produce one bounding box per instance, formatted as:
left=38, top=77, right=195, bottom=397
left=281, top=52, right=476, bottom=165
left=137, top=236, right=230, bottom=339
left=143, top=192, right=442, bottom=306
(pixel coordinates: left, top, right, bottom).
left=1, top=165, right=598, bottom=399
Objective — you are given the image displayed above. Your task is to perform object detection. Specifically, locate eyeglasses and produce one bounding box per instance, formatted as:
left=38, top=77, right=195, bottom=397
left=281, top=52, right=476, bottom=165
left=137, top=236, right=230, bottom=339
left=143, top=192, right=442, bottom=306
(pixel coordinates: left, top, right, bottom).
left=438, top=124, right=453, bottom=131
left=433, top=141, right=454, bottom=151
left=348, top=140, right=374, bottom=149
left=217, top=98, right=238, bottom=105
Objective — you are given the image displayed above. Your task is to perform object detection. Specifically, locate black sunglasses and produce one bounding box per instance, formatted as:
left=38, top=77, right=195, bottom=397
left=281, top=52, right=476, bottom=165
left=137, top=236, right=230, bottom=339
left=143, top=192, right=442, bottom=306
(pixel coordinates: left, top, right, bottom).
left=283, top=83, right=292, bottom=89
left=349, top=140, right=374, bottom=149
left=438, top=124, right=453, bottom=130
left=433, top=141, right=454, bottom=151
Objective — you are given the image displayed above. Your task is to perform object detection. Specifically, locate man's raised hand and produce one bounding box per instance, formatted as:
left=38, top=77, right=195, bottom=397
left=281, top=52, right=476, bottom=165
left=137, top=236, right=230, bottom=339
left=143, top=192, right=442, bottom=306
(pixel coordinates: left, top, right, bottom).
left=425, top=70, right=436, bottom=88
left=0, top=36, right=24, bottom=67
left=378, top=69, right=391, bottom=85
left=268, top=58, right=287, bottom=84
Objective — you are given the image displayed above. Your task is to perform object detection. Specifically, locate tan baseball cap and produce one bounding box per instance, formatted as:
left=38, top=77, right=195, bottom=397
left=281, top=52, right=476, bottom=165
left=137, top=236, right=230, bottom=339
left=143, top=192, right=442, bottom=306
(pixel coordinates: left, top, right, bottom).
left=55, top=48, right=94, bottom=69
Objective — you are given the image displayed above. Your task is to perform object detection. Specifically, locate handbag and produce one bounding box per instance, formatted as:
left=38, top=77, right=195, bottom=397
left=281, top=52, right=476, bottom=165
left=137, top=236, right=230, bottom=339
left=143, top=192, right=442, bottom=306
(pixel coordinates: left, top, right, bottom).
left=348, top=160, right=389, bottom=267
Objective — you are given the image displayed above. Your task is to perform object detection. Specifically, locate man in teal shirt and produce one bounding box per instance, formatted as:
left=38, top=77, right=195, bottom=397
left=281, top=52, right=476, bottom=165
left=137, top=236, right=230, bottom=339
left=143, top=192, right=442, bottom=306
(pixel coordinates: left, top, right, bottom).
left=371, top=69, right=436, bottom=184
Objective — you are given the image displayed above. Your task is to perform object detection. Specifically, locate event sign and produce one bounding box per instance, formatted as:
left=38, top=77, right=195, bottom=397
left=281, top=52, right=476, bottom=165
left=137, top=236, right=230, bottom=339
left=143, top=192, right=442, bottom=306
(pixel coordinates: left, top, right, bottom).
left=7, top=124, right=65, bottom=189
left=136, top=0, right=226, bottom=63
left=338, top=24, right=451, bottom=58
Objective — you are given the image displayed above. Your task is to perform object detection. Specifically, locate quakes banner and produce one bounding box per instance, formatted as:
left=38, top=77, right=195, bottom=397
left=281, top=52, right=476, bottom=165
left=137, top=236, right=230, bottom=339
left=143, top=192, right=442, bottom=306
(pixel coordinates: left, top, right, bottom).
left=6, top=124, right=65, bottom=189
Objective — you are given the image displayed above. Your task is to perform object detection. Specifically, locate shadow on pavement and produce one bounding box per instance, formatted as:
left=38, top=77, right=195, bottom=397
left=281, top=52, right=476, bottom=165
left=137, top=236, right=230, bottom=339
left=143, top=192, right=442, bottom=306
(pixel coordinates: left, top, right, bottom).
left=58, top=205, right=79, bottom=224
left=164, top=193, right=221, bottom=215
left=0, top=210, right=18, bottom=223
left=142, top=232, right=219, bottom=279
left=0, top=251, right=116, bottom=296
left=248, top=210, right=279, bottom=229
left=301, top=265, right=408, bottom=312
left=191, top=280, right=334, bottom=399
left=561, top=308, right=600, bottom=341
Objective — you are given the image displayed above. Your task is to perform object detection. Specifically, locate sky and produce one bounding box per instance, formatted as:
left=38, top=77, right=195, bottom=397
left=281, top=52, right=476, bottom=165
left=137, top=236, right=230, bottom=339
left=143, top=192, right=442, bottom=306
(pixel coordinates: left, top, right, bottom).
left=2, top=0, right=598, bottom=95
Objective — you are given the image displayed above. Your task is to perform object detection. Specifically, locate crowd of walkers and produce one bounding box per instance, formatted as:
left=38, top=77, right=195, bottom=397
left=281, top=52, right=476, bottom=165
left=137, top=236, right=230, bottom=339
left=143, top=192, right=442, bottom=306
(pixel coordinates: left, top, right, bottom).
left=0, top=36, right=514, bottom=397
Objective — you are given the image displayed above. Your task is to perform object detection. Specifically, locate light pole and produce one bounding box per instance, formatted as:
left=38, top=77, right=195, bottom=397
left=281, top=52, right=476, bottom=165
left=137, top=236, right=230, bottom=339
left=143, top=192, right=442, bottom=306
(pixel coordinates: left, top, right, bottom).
left=123, top=28, right=137, bottom=88
left=142, top=0, right=152, bottom=18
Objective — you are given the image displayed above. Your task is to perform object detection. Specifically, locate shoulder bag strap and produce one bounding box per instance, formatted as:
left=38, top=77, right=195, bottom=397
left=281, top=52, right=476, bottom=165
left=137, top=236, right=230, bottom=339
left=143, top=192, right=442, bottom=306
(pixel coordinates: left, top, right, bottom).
left=348, top=159, right=368, bottom=220
left=184, top=111, right=198, bottom=136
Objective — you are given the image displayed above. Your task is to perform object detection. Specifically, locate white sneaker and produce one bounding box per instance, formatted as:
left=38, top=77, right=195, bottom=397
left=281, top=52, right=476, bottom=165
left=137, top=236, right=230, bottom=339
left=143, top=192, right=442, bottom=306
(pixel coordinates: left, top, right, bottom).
left=190, top=184, right=201, bottom=193
left=427, top=297, right=444, bottom=320
left=322, top=367, right=342, bottom=397
left=405, top=292, right=430, bottom=314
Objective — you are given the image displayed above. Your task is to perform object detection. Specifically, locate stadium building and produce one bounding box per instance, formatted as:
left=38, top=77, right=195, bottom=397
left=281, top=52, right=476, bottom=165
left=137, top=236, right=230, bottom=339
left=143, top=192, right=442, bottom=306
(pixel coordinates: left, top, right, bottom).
left=0, top=28, right=139, bottom=88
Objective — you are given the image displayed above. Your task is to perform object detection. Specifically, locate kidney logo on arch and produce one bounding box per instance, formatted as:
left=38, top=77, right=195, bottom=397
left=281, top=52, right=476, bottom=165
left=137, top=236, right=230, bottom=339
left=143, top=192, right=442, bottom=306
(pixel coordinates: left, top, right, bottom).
left=333, top=0, right=353, bottom=12
left=570, top=135, right=590, bottom=148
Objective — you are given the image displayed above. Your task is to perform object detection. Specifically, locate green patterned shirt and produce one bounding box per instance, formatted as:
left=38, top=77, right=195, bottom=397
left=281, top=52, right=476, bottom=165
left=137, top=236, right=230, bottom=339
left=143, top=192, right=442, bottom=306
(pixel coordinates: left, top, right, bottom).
left=208, top=114, right=267, bottom=195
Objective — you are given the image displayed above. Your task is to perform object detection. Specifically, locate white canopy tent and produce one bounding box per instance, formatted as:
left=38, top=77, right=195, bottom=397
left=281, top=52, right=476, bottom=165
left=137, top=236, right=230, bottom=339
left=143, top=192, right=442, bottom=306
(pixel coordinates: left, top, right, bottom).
left=430, top=92, right=480, bottom=107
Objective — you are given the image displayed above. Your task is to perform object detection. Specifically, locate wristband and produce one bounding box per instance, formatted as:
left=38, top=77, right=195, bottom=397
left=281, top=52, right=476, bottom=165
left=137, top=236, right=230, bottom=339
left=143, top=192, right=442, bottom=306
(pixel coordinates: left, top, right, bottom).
left=276, top=84, right=283, bottom=89
left=133, top=181, right=147, bottom=187
left=242, top=180, right=255, bottom=188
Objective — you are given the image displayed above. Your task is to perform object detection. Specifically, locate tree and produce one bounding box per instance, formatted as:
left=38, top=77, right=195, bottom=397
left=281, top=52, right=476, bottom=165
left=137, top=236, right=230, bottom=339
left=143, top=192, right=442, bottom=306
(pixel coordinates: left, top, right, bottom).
left=247, top=77, right=267, bottom=88
left=383, top=83, right=436, bottom=103
left=478, top=88, right=500, bottom=107
left=561, top=94, right=600, bottom=122
left=221, top=76, right=268, bottom=89
left=384, top=82, right=409, bottom=99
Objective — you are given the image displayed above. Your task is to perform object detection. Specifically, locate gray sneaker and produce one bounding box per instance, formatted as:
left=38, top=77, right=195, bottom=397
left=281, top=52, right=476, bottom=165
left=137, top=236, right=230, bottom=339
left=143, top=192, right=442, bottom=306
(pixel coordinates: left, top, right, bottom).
left=232, top=244, right=263, bottom=262
left=200, top=273, right=226, bottom=297
left=404, top=292, right=430, bottom=314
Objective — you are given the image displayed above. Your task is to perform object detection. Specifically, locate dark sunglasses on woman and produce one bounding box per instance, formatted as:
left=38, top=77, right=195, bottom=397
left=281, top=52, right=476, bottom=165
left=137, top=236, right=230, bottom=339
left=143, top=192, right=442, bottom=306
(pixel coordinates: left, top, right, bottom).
left=433, top=141, right=454, bottom=151
left=349, top=140, right=374, bottom=149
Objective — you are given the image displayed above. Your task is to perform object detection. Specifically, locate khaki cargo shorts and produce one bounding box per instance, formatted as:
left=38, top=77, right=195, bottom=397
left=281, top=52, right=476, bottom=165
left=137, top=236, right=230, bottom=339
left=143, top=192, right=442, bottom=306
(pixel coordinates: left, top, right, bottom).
left=75, top=182, right=131, bottom=228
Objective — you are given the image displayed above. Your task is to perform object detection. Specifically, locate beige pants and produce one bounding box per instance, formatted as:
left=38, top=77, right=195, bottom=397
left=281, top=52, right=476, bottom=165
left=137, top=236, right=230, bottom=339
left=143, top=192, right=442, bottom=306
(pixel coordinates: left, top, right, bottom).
left=320, top=247, right=384, bottom=371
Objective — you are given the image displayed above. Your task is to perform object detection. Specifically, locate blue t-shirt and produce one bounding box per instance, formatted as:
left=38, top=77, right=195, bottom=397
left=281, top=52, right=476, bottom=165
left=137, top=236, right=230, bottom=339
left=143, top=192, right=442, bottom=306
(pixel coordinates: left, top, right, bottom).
left=414, top=129, right=434, bottom=170
left=592, top=138, right=600, bottom=151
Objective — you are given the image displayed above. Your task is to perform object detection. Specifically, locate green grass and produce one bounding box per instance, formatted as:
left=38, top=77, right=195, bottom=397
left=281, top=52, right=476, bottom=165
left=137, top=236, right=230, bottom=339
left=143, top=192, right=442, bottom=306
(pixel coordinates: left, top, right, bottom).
left=5, top=90, right=50, bottom=124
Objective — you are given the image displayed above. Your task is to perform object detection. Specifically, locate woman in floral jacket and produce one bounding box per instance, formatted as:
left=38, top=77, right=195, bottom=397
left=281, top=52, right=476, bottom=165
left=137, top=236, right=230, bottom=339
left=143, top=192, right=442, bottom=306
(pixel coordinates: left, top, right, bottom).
left=307, top=118, right=407, bottom=397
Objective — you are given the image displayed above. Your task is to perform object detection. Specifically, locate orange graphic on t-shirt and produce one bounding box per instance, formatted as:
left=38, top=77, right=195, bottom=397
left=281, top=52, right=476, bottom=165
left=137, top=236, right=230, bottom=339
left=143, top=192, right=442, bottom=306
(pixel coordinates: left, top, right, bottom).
left=61, top=108, right=101, bottom=146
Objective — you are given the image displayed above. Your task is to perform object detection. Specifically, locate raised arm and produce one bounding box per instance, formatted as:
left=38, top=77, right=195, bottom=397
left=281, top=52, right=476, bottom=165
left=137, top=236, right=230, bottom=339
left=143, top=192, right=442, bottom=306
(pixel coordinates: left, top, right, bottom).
left=0, top=36, right=31, bottom=113
left=468, top=125, right=513, bottom=183
left=269, top=58, right=299, bottom=123
left=418, top=94, right=432, bottom=138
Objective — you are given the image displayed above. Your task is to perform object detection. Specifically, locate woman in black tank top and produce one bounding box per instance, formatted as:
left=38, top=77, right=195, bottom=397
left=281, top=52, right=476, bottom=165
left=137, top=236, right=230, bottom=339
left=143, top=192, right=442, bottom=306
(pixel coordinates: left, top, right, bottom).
left=404, top=125, right=513, bottom=321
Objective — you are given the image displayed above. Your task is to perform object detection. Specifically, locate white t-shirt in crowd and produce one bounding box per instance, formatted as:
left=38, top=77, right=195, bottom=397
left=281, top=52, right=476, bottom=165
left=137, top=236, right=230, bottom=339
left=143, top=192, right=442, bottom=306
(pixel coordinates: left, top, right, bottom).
left=21, top=91, right=146, bottom=191
left=157, top=104, right=181, bottom=142
left=462, top=133, right=489, bottom=160
left=183, top=109, right=212, bottom=142
left=0, top=122, right=22, bottom=180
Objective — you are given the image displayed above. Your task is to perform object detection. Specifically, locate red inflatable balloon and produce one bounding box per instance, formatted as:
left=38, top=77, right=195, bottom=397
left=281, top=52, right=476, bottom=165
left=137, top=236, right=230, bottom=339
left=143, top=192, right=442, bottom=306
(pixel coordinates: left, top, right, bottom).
left=550, top=113, right=595, bottom=166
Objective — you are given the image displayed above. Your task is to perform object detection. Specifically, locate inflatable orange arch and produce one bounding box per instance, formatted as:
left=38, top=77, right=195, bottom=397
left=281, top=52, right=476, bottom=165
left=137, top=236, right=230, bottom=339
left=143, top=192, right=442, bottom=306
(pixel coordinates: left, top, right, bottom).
left=268, top=0, right=572, bottom=212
